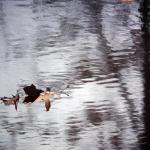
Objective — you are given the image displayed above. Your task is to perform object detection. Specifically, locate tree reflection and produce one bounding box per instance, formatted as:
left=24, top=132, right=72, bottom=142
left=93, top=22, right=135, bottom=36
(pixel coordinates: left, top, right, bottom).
left=78, top=0, right=143, bottom=148
left=65, top=116, right=82, bottom=146
left=140, top=0, right=150, bottom=149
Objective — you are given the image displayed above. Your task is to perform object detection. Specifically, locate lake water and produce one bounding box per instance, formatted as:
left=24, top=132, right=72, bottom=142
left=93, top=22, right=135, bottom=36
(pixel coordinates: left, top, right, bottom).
left=0, top=0, right=146, bottom=150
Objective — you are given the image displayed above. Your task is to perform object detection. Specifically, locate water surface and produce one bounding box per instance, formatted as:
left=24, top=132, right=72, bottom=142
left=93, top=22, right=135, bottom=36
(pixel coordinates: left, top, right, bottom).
left=0, top=0, right=145, bottom=150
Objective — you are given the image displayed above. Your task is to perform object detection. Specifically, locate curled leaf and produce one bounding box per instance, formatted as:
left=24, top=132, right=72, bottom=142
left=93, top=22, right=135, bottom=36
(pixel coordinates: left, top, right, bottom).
left=23, top=84, right=43, bottom=103
left=1, top=91, right=20, bottom=111
left=35, top=91, right=52, bottom=111
left=35, top=89, right=58, bottom=111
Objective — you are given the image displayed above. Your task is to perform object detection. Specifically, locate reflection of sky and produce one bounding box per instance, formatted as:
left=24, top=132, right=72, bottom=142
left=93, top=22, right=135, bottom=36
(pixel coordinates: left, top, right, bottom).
left=0, top=0, right=38, bottom=95
left=102, top=1, right=141, bottom=51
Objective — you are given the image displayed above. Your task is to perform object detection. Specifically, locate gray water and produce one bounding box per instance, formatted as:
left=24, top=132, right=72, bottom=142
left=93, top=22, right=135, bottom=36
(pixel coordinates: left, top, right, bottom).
left=0, top=0, right=145, bottom=150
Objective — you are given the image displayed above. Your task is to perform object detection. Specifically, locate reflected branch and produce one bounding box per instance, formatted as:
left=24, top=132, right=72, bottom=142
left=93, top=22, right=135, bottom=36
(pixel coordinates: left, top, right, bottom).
left=140, top=0, right=150, bottom=149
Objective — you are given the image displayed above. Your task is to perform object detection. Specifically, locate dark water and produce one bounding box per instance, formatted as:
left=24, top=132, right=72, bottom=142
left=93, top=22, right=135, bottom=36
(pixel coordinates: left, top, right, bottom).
left=0, top=0, right=145, bottom=150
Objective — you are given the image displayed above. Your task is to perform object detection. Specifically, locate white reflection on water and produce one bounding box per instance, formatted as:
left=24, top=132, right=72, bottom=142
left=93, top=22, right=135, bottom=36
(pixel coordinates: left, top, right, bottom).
left=0, top=0, right=144, bottom=150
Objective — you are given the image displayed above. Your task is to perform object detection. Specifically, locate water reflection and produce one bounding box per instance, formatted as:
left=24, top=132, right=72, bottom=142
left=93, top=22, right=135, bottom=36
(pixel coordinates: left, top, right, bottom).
left=140, top=0, right=150, bottom=149
left=0, top=0, right=145, bottom=150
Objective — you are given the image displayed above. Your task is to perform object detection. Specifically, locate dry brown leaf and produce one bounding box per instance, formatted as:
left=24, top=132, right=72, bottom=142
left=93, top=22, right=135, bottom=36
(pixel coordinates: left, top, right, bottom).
left=23, top=84, right=43, bottom=103
left=35, top=91, right=58, bottom=111
left=1, top=93, right=19, bottom=110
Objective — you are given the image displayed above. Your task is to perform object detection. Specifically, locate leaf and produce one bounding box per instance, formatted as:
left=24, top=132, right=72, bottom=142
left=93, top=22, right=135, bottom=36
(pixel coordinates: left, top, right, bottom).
left=23, top=84, right=43, bottom=103
left=35, top=91, right=57, bottom=111
left=45, top=99, right=51, bottom=111
left=1, top=91, right=20, bottom=111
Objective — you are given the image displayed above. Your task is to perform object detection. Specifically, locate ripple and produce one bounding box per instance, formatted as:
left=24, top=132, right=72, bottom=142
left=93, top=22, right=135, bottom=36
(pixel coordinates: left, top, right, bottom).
left=0, top=0, right=144, bottom=149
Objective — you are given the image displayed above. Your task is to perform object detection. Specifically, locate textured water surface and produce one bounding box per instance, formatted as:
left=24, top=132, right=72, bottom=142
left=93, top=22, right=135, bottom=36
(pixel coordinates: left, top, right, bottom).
left=0, top=0, right=144, bottom=150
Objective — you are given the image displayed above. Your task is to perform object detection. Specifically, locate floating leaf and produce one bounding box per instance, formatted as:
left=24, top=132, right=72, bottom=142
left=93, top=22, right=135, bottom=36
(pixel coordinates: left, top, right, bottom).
left=1, top=91, right=20, bottom=111
left=35, top=91, right=58, bottom=111
left=23, top=84, right=43, bottom=103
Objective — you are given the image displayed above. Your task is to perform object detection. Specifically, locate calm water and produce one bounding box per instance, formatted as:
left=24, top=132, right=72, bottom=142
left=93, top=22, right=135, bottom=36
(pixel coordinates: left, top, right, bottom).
left=0, top=0, right=145, bottom=150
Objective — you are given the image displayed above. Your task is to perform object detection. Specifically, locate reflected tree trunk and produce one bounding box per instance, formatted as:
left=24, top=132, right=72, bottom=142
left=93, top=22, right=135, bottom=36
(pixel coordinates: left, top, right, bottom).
left=140, top=0, right=150, bottom=149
